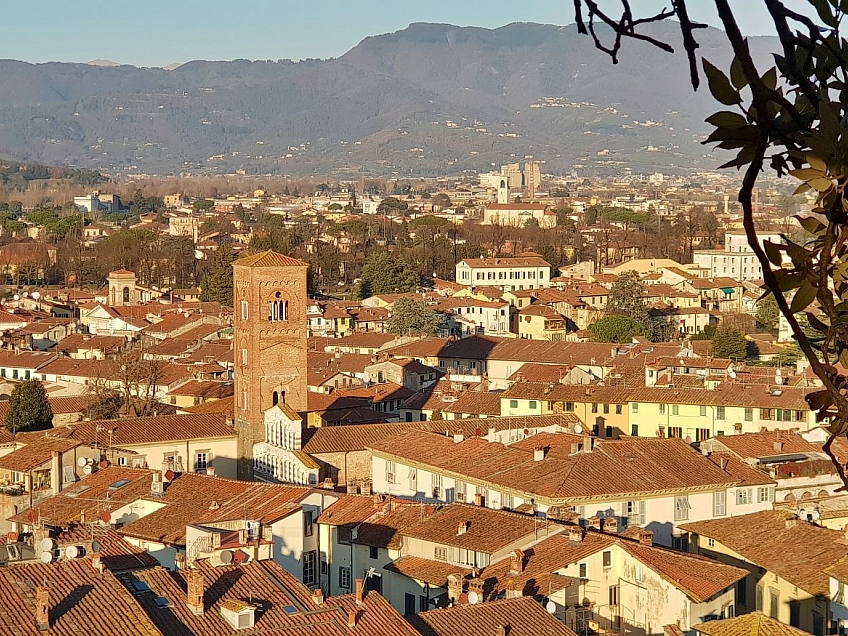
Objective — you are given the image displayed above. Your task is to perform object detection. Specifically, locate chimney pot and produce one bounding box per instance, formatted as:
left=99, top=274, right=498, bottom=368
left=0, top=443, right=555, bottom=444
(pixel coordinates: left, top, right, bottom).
left=355, top=578, right=364, bottom=605
left=312, top=587, right=324, bottom=606
left=533, top=447, right=545, bottom=462
left=638, top=529, right=653, bottom=546
left=348, top=609, right=357, bottom=628
left=454, top=432, right=464, bottom=443
left=447, top=573, right=463, bottom=603
left=509, top=549, right=524, bottom=575
left=206, top=466, right=215, bottom=477
left=457, top=521, right=468, bottom=536
left=495, top=626, right=507, bottom=636
left=604, top=517, right=618, bottom=534
left=773, top=441, right=784, bottom=453
left=35, top=586, right=49, bottom=631
left=474, top=493, right=483, bottom=507
left=588, top=515, right=602, bottom=530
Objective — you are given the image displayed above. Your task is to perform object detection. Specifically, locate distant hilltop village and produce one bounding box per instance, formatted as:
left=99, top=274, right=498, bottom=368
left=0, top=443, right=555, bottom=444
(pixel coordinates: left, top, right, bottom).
left=0, top=156, right=834, bottom=635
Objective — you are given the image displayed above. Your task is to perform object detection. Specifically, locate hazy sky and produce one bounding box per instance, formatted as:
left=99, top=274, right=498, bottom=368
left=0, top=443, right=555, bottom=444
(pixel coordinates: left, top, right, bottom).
left=0, top=1, right=808, bottom=67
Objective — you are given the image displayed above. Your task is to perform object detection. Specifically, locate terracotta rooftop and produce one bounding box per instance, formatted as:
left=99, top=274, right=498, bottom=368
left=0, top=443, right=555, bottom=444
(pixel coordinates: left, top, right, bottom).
left=0, top=437, right=80, bottom=472
left=368, top=432, right=738, bottom=504
left=413, top=596, right=578, bottom=636
left=125, top=559, right=419, bottom=636
left=704, top=430, right=820, bottom=460
left=441, top=391, right=506, bottom=416
left=692, top=611, right=812, bottom=636
left=384, top=555, right=474, bottom=587
left=681, top=510, right=845, bottom=596
left=0, top=560, right=162, bottom=635
left=233, top=249, right=309, bottom=268
left=69, top=413, right=235, bottom=446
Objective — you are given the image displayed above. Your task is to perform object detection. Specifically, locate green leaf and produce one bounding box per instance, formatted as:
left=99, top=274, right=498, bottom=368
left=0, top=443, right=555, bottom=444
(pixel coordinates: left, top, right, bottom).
left=808, top=154, right=828, bottom=172
left=762, top=67, right=778, bottom=91
left=794, top=215, right=826, bottom=235
left=705, top=111, right=748, bottom=129
left=809, top=177, right=834, bottom=192
left=810, top=0, right=839, bottom=27
left=806, top=312, right=830, bottom=333
left=788, top=167, right=826, bottom=181
left=793, top=183, right=811, bottom=195
left=790, top=281, right=817, bottom=313
left=730, top=54, right=746, bottom=89
left=702, top=59, right=741, bottom=106
left=763, top=240, right=783, bottom=267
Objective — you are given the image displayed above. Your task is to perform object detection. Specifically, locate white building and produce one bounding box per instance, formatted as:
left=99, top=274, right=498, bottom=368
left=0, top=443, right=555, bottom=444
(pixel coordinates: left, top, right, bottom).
left=455, top=256, right=551, bottom=291
left=253, top=403, right=319, bottom=486
left=693, top=231, right=786, bottom=281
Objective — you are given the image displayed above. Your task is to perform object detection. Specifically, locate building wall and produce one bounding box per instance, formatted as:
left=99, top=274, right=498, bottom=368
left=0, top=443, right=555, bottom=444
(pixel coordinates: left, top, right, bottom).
left=114, top=437, right=239, bottom=479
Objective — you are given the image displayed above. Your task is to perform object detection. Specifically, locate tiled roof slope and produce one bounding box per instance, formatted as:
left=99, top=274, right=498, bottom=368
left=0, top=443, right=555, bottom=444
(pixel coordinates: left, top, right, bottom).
left=368, top=432, right=736, bottom=503
left=125, top=560, right=419, bottom=636
left=69, top=413, right=235, bottom=446
left=0, top=560, right=162, bottom=635
left=413, top=596, right=578, bottom=636
left=234, top=249, right=309, bottom=268
left=681, top=510, right=844, bottom=596
left=692, top=612, right=812, bottom=636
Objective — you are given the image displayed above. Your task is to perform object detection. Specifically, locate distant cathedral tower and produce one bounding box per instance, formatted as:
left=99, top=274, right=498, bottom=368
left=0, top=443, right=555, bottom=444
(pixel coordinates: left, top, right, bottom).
left=233, top=250, right=309, bottom=479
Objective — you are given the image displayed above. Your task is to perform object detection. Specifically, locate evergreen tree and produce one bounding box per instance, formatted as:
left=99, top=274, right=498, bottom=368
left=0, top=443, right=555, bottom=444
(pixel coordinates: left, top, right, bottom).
left=386, top=297, right=441, bottom=336
left=588, top=315, right=645, bottom=343
left=357, top=252, right=420, bottom=299
left=6, top=379, right=53, bottom=433
left=200, top=244, right=234, bottom=306
left=711, top=327, right=748, bottom=361
left=755, top=294, right=779, bottom=332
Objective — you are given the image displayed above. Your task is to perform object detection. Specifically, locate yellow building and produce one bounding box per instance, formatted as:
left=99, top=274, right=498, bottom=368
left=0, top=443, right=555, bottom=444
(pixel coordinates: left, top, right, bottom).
left=516, top=305, right=568, bottom=341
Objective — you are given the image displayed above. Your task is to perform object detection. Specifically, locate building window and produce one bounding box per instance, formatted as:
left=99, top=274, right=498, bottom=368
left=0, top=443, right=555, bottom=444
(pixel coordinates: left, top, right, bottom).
left=605, top=426, right=613, bottom=438
left=241, top=349, right=248, bottom=366
left=757, top=487, right=772, bottom=503
left=609, top=584, right=619, bottom=607
left=672, top=404, right=679, bottom=415
left=240, top=300, right=249, bottom=320
left=707, top=538, right=715, bottom=548
left=627, top=500, right=646, bottom=525
left=434, top=546, right=448, bottom=562
left=631, top=424, right=639, bottom=436
left=736, top=488, right=752, bottom=505
left=385, top=461, right=397, bottom=484
left=700, top=405, right=707, bottom=417
left=565, top=402, right=575, bottom=411
left=635, top=565, right=644, bottom=582
left=632, top=403, right=639, bottom=413
left=744, top=407, right=753, bottom=421
left=509, top=400, right=518, bottom=409
left=242, top=390, right=248, bottom=410
left=659, top=404, right=665, bottom=415
left=369, top=546, right=379, bottom=560
left=339, top=566, right=351, bottom=589
left=616, top=404, right=622, bottom=415
left=769, top=589, right=779, bottom=619
left=669, top=427, right=683, bottom=439
left=195, top=452, right=209, bottom=471
left=602, top=551, right=612, bottom=568
left=303, top=510, right=314, bottom=537
left=591, top=403, right=598, bottom=413
left=716, top=406, right=726, bottom=420
left=578, top=562, right=588, bottom=578
left=432, top=473, right=443, bottom=498
left=713, top=491, right=726, bottom=516
left=756, top=583, right=764, bottom=611
left=674, top=495, right=690, bottom=521
left=603, top=403, right=610, bottom=414
left=529, top=400, right=537, bottom=410
left=303, top=551, right=317, bottom=586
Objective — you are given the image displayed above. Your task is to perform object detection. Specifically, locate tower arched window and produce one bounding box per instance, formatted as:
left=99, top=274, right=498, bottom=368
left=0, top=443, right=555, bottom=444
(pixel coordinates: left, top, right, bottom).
left=272, top=390, right=280, bottom=406
left=122, top=286, right=130, bottom=304
left=269, top=292, right=288, bottom=322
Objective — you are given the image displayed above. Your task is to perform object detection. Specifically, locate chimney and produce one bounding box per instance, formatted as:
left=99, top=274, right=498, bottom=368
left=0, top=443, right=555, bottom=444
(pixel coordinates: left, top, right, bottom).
left=372, top=493, right=385, bottom=509
left=468, top=578, right=484, bottom=599
left=35, top=586, right=49, bottom=631
left=504, top=580, right=522, bottom=599
left=447, top=573, right=463, bottom=603
left=588, top=516, right=602, bottom=531
left=488, top=427, right=495, bottom=439
left=509, top=549, right=524, bottom=575
left=457, top=521, right=469, bottom=536
left=346, top=482, right=358, bottom=495
left=454, top=432, right=464, bottom=443
left=582, top=433, right=592, bottom=452
left=604, top=516, right=619, bottom=534
left=206, top=466, right=215, bottom=477
left=568, top=526, right=584, bottom=543
left=186, top=568, right=205, bottom=616
left=720, top=457, right=729, bottom=471
left=91, top=552, right=104, bottom=573
left=773, top=441, right=784, bottom=453
left=355, top=578, right=364, bottom=605
left=533, top=447, right=546, bottom=462
left=474, top=493, right=483, bottom=507
left=312, top=587, right=324, bottom=606
left=360, top=481, right=372, bottom=496
left=637, top=529, right=653, bottom=546
left=51, top=451, right=62, bottom=495
left=570, top=443, right=580, bottom=455
left=348, top=610, right=357, bottom=628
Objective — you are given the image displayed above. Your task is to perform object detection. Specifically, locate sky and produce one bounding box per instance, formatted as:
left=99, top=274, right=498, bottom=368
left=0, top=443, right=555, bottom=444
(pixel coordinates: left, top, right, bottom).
left=0, top=0, right=809, bottom=68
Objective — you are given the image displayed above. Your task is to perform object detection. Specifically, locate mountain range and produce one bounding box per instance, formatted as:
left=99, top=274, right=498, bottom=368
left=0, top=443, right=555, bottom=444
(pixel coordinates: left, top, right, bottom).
left=0, top=22, right=779, bottom=178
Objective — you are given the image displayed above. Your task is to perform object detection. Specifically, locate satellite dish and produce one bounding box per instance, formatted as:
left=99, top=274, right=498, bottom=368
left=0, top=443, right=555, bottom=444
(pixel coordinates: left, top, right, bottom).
left=83, top=465, right=92, bottom=475
left=40, top=551, right=55, bottom=564
left=91, top=540, right=101, bottom=553
left=812, top=510, right=821, bottom=521
left=545, top=601, right=556, bottom=614
left=12, top=295, right=19, bottom=301
left=21, top=292, right=28, bottom=298
left=77, top=457, right=88, bottom=467
left=798, top=508, right=807, bottom=519
left=165, top=469, right=175, bottom=481
left=100, top=511, right=111, bottom=523
left=220, top=549, right=234, bottom=564
left=467, top=591, right=480, bottom=605
left=729, top=370, right=736, bottom=379
left=40, top=537, right=55, bottom=552
left=684, top=435, right=692, bottom=444
left=574, top=424, right=583, bottom=435
left=65, top=545, right=81, bottom=559
left=31, top=292, right=40, bottom=300
left=99, top=459, right=108, bottom=469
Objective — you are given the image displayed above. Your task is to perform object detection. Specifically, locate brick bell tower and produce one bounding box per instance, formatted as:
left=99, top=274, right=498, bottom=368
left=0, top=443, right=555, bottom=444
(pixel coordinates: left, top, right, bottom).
left=233, top=249, right=309, bottom=479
